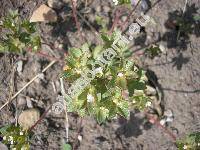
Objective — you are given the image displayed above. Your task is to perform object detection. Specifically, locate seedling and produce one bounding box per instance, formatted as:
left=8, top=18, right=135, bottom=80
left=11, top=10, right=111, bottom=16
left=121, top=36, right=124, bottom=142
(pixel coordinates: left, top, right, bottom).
left=0, top=10, right=41, bottom=53
left=145, top=44, right=162, bottom=58
left=0, top=124, right=31, bottom=150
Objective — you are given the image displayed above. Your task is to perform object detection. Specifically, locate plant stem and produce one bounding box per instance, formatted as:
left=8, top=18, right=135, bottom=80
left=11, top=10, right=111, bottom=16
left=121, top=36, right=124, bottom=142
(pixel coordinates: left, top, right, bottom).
left=121, top=0, right=142, bottom=31
left=28, top=105, right=52, bottom=132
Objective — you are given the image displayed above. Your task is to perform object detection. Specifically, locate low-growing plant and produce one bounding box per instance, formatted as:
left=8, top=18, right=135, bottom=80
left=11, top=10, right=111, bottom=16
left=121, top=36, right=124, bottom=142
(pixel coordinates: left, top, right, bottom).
left=176, top=132, right=200, bottom=150
left=0, top=124, right=31, bottom=150
left=0, top=10, right=41, bottom=53
left=63, top=30, right=151, bottom=123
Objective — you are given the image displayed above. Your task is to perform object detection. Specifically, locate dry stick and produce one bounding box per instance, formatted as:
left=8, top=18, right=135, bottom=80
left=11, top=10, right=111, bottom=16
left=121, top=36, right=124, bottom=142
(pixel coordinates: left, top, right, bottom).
left=77, top=11, right=100, bottom=38
left=70, top=0, right=85, bottom=42
left=121, top=0, right=142, bottom=31
left=109, top=8, right=122, bottom=34
left=0, top=61, right=57, bottom=111
left=60, top=77, right=69, bottom=143
left=28, top=105, right=52, bottom=132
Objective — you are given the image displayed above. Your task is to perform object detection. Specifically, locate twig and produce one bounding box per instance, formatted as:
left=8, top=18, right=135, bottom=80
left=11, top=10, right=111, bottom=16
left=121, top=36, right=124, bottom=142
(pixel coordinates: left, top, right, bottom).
left=109, top=8, right=122, bottom=34
left=183, top=0, right=188, bottom=14
left=60, top=77, right=69, bottom=142
left=28, top=105, right=52, bottom=131
left=0, top=61, right=57, bottom=111
left=77, top=11, right=100, bottom=39
left=70, top=0, right=85, bottom=42
left=121, top=0, right=142, bottom=31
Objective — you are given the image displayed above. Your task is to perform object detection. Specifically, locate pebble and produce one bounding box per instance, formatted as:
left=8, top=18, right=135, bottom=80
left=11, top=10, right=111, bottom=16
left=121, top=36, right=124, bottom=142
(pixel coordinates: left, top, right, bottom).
left=103, top=6, right=111, bottom=13
left=0, top=142, right=8, bottom=150
left=164, top=109, right=173, bottom=118
left=16, top=60, right=23, bottom=75
left=160, top=118, right=166, bottom=126
left=26, top=97, right=33, bottom=108
left=18, top=108, right=40, bottom=130
left=78, top=135, right=83, bottom=142
left=17, top=96, right=26, bottom=107
left=96, top=6, right=102, bottom=13
left=30, top=4, right=57, bottom=22
left=159, top=43, right=166, bottom=54
left=121, top=16, right=127, bottom=22
left=48, top=0, right=63, bottom=9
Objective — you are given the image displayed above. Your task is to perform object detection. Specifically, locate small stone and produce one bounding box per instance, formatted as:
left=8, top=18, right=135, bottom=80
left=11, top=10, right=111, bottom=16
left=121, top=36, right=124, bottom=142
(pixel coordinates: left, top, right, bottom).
left=30, top=4, right=57, bottom=22
left=0, top=142, right=8, bottom=150
left=159, top=44, right=166, bottom=54
left=17, top=96, right=26, bottom=107
left=121, top=16, right=127, bottom=22
left=78, top=135, right=82, bottom=142
left=166, top=117, right=174, bottom=122
left=18, top=108, right=40, bottom=130
left=48, top=0, right=63, bottom=9
left=96, top=6, right=101, bottom=13
left=103, top=6, right=111, bottom=13
left=141, top=0, right=149, bottom=12
left=145, top=85, right=157, bottom=96
left=164, top=109, right=173, bottom=118
left=26, top=97, right=33, bottom=108
left=160, top=118, right=166, bottom=126
left=16, top=60, right=23, bottom=75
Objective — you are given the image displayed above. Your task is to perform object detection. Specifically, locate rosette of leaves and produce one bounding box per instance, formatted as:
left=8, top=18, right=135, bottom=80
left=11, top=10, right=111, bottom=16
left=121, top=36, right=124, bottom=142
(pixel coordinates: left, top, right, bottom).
left=0, top=10, right=41, bottom=53
left=176, top=132, right=200, bottom=150
left=145, top=44, right=162, bottom=58
left=0, top=124, right=30, bottom=149
left=63, top=30, right=150, bottom=123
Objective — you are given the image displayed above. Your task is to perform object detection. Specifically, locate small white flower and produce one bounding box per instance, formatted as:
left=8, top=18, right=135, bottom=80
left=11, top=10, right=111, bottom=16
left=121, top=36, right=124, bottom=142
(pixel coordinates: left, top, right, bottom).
left=12, top=148, right=16, bottom=150
left=113, top=0, right=118, bottom=5
left=145, top=101, right=152, bottom=107
left=8, top=136, right=13, bottom=141
left=3, top=136, right=6, bottom=140
left=20, top=131, right=23, bottom=135
left=75, top=69, right=82, bottom=74
left=132, top=100, right=136, bottom=104
left=87, top=94, right=94, bottom=103
left=198, top=143, right=200, bottom=146
left=183, top=145, right=187, bottom=149
left=0, top=21, right=3, bottom=25
left=58, top=44, right=63, bottom=49
left=10, top=140, right=14, bottom=145
left=94, top=67, right=103, bottom=74
left=117, top=72, right=124, bottom=77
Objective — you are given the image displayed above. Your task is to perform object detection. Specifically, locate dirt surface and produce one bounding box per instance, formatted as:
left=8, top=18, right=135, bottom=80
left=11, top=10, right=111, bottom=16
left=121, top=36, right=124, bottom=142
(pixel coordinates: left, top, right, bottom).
left=0, top=0, right=200, bottom=150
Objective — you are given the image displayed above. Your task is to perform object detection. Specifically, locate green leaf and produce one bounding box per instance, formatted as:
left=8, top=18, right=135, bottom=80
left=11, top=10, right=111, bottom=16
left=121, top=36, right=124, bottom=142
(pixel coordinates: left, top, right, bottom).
left=62, top=143, right=72, bottom=150
left=193, top=15, right=200, bottom=21
left=0, top=43, right=5, bottom=52
left=22, top=20, right=36, bottom=33
left=19, top=32, right=31, bottom=44
left=92, top=45, right=102, bottom=59
left=0, top=125, right=11, bottom=134
left=97, top=107, right=109, bottom=124
left=69, top=48, right=82, bottom=58
left=145, top=45, right=162, bottom=58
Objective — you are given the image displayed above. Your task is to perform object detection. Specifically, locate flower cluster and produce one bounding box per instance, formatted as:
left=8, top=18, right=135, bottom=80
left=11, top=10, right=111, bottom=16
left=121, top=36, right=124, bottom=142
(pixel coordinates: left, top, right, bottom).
left=0, top=125, right=30, bottom=149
